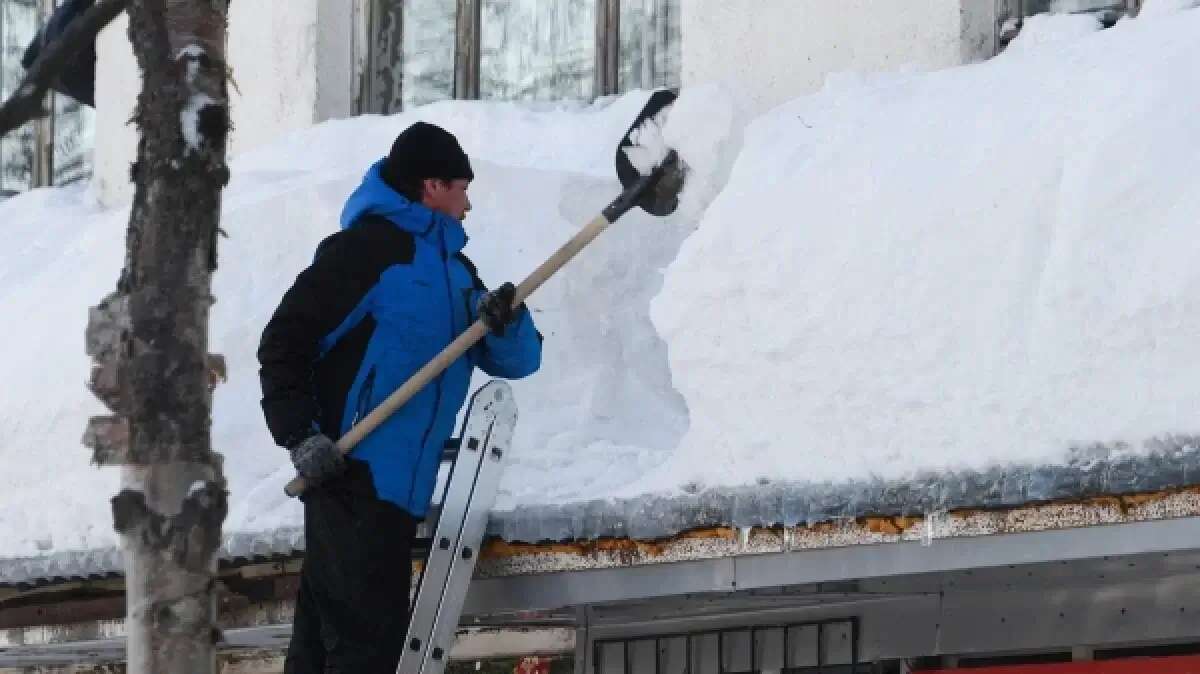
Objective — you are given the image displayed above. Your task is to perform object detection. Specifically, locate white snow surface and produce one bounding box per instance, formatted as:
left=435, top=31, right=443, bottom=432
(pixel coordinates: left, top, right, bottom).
left=623, top=108, right=671, bottom=176
left=1137, top=0, right=1200, bottom=17
left=1003, top=12, right=1103, bottom=55
left=631, top=6, right=1200, bottom=495
left=3, top=6, right=1200, bottom=558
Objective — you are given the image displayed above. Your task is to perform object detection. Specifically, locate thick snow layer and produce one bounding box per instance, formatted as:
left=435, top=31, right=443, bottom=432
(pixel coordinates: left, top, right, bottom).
left=0, top=187, right=124, bottom=556
left=1003, top=13, right=1103, bottom=56
left=0, top=93, right=712, bottom=556
left=3, top=5, right=1199, bottom=558
left=1138, top=0, right=1200, bottom=17
left=632, top=6, right=1200, bottom=495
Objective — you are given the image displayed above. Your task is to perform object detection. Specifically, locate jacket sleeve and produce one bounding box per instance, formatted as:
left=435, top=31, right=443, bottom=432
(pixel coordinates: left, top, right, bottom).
left=459, top=259, right=542, bottom=380
left=472, top=302, right=543, bottom=379
left=257, top=222, right=410, bottom=448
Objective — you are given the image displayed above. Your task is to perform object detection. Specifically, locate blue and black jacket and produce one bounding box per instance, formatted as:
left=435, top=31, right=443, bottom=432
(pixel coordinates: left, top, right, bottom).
left=258, top=160, right=542, bottom=517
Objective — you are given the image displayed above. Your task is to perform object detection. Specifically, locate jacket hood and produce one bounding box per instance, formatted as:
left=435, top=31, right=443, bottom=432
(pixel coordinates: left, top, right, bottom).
left=339, top=159, right=467, bottom=255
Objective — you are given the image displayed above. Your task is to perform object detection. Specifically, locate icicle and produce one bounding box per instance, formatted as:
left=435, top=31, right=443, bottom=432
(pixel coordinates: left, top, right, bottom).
left=922, top=510, right=946, bottom=546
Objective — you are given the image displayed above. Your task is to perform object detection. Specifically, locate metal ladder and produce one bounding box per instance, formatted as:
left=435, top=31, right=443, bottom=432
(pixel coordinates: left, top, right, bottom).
left=399, top=380, right=517, bottom=673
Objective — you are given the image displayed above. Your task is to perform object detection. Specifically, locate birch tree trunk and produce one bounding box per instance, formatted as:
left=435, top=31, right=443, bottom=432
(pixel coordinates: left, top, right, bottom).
left=84, top=1, right=231, bottom=671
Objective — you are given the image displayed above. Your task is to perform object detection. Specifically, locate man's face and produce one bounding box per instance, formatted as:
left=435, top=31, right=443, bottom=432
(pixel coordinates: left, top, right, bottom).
left=422, top=178, right=472, bottom=221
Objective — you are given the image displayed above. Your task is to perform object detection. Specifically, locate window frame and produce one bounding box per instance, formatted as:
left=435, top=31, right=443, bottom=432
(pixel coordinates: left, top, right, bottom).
left=359, top=0, right=676, bottom=114
left=1, top=0, right=80, bottom=193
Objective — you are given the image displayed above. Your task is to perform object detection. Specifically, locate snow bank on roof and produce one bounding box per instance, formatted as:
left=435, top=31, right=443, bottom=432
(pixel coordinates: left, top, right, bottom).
left=1138, top=0, right=1200, bottom=17
left=0, top=186, right=124, bottom=557
left=630, top=6, right=1200, bottom=496
left=231, top=94, right=654, bottom=180
left=3, top=6, right=1198, bottom=559
left=0, top=92, right=715, bottom=557
left=1003, top=13, right=1103, bottom=56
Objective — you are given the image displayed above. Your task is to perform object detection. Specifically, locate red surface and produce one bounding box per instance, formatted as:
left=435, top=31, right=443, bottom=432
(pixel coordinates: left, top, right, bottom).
left=924, top=654, right=1200, bottom=674
left=514, top=656, right=552, bottom=674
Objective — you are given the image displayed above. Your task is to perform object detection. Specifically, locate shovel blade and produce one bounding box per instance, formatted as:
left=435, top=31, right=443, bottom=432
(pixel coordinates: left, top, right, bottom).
left=616, top=89, right=686, bottom=217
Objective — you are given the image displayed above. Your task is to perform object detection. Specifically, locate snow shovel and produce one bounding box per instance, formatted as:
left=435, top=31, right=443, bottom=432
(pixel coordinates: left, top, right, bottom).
left=286, top=89, right=685, bottom=497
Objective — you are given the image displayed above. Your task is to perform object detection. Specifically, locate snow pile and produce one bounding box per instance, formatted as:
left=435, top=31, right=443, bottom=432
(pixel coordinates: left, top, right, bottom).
left=1003, top=13, right=1103, bottom=55
left=659, top=83, right=750, bottom=222
left=1138, top=0, right=1200, bottom=17
left=3, top=3, right=1200, bottom=558
left=622, top=109, right=671, bottom=176
left=633, top=6, right=1200, bottom=494
left=622, top=84, right=749, bottom=220
left=0, top=92, right=734, bottom=556
left=0, top=187, right=124, bottom=556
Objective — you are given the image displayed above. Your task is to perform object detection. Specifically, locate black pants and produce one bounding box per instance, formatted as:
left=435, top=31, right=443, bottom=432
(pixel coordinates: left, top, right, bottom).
left=285, top=460, right=418, bottom=674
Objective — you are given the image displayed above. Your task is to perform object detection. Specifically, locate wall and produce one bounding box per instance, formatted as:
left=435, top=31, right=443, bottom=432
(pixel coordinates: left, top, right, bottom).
left=315, top=0, right=368, bottom=123
left=91, top=13, right=138, bottom=207
left=680, top=0, right=1001, bottom=115
left=91, top=1, right=1006, bottom=205
left=92, top=2, right=360, bottom=207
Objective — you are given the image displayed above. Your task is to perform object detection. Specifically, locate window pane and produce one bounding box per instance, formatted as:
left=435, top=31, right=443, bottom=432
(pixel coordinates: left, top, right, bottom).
left=721, top=630, right=753, bottom=672
left=658, top=637, right=688, bottom=674
left=401, top=0, right=455, bottom=108
left=52, top=93, right=93, bottom=185
left=480, top=0, right=595, bottom=101
left=821, top=621, right=855, bottom=665
left=627, top=640, right=656, bottom=671
left=363, top=0, right=454, bottom=114
left=597, top=642, right=625, bottom=674
left=1, top=0, right=37, bottom=193
left=1024, top=0, right=1123, bottom=15
left=619, top=0, right=680, bottom=92
left=689, top=633, right=720, bottom=674
left=786, top=624, right=819, bottom=668
left=754, top=627, right=786, bottom=671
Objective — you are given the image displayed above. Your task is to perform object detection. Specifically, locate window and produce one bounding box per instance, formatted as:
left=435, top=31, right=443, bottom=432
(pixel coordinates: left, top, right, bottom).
left=480, top=0, right=596, bottom=101
left=361, top=0, right=456, bottom=114
left=1, top=0, right=37, bottom=194
left=51, top=87, right=93, bottom=185
left=401, top=0, right=456, bottom=107
left=0, top=0, right=95, bottom=195
left=618, top=0, right=680, bottom=92
left=360, top=0, right=681, bottom=114
left=1022, top=0, right=1127, bottom=15
left=998, top=0, right=1135, bottom=52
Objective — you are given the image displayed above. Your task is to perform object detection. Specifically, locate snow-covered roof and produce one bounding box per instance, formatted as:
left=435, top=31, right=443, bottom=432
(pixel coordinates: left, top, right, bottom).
left=2, top=6, right=1200, bottom=570
left=0, top=529, right=302, bottom=590
left=6, top=436, right=1200, bottom=588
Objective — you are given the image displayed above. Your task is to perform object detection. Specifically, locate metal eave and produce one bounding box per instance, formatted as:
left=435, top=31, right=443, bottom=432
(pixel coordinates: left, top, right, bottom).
left=463, top=515, right=1200, bottom=616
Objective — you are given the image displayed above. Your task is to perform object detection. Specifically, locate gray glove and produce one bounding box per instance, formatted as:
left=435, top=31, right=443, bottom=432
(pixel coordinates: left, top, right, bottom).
left=477, top=282, right=523, bottom=336
left=288, top=433, right=345, bottom=486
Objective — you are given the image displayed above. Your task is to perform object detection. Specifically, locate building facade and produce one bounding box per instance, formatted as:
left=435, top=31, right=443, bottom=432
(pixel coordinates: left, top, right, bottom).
left=1, top=0, right=1136, bottom=204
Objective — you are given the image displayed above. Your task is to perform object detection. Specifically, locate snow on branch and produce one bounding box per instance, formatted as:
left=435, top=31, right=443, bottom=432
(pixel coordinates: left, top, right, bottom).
left=176, top=44, right=224, bottom=154
left=0, top=0, right=128, bottom=138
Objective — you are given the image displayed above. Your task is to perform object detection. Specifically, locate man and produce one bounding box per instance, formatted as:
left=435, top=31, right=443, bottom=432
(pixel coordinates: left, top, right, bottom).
left=257, top=122, right=542, bottom=673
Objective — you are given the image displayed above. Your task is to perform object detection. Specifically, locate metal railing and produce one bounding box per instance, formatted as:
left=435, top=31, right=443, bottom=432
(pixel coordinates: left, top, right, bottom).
left=594, top=619, right=861, bottom=674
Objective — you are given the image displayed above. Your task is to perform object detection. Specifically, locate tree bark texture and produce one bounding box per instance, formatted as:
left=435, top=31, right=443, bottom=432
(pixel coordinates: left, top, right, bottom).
left=84, top=1, right=231, bottom=672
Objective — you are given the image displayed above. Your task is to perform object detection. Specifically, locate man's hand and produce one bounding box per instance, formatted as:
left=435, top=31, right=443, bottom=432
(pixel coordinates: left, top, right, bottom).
left=477, top=282, right=523, bottom=336
left=289, top=433, right=346, bottom=486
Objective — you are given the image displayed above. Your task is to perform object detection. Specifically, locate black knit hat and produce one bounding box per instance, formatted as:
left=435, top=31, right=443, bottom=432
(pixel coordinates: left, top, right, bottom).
left=381, top=122, right=474, bottom=192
